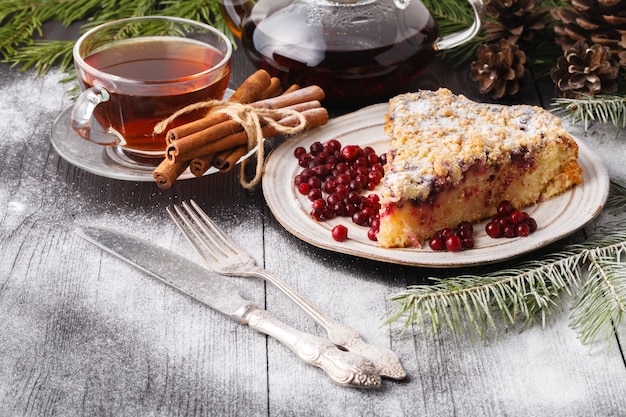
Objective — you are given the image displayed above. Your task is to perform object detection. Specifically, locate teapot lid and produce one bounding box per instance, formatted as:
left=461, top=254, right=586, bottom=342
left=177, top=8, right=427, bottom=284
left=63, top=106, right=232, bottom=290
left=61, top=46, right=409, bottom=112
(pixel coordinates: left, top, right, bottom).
left=311, top=0, right=411, bottom=7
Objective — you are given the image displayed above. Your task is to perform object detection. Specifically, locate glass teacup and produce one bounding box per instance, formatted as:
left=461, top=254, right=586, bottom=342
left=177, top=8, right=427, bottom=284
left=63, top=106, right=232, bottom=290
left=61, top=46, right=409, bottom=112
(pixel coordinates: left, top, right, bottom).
left=71, top=16, right=232, bottom=163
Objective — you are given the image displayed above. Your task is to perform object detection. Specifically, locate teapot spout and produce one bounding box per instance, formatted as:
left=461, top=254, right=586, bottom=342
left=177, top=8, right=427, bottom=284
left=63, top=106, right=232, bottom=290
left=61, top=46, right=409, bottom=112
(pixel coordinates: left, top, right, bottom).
left=394, top=0, right=411, bottom=8
left=218, top=0, right=255, bottom=39
left=434, top=0, right=485, bottom=51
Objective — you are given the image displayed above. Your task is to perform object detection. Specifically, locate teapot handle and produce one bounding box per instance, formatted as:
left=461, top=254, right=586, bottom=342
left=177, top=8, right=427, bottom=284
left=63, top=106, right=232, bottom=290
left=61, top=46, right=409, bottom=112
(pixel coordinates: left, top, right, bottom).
left=434, top=0, right=485, bottom=51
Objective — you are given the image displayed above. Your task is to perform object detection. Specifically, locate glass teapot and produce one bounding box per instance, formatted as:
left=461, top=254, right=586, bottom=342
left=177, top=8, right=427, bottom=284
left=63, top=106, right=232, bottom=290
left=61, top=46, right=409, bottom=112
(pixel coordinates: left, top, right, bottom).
left=219, top=0, right=484, bottom=104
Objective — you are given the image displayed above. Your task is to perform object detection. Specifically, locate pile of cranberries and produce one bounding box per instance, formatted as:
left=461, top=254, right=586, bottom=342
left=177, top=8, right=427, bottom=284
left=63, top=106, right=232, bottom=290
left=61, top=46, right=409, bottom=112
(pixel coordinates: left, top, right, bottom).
left=429, top=200, right=538, bottom=252
left=428, top=221, right=475, bottom=252
left=485, top=200, right=538, bottom=238
left=293, top=139, right=386, bottom=242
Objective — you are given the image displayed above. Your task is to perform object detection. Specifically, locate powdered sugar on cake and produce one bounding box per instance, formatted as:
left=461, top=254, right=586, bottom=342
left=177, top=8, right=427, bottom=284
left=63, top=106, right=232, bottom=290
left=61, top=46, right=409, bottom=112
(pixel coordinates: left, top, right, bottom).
left=382, top=88, right=572, bottom=203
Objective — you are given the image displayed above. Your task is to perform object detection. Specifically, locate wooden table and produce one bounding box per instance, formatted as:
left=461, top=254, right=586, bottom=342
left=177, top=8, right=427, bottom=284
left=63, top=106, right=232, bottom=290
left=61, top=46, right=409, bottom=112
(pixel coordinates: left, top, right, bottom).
left=1, top=34, right=626, bottom=416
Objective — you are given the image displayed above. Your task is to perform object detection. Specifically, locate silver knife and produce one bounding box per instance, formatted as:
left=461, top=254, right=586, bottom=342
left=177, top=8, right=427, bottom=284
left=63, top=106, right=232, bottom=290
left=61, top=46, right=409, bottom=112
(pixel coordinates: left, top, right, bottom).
left=75, top=225, right=381, bottom=388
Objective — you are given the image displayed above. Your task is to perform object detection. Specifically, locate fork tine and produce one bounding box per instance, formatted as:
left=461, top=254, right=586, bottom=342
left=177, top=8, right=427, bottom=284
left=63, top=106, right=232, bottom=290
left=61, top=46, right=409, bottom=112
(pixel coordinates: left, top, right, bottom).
left=186, top=200, right=242, bottom=255
left=167, top=203, right=225, bottom=263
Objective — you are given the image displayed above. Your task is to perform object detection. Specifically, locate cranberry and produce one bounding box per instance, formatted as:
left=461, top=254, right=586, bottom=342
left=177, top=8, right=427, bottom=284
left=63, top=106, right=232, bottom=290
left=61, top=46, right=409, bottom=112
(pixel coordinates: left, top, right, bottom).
left=367, top=153, right=379, bottom=165
left=352, top=210, right=370, bottom=226
left=485, top=221, right=503, bottom=238
left=336, top=173, right=351, bottom=186
left=298, top=154, right=313, bottom=167
left=497, top=200, right=515, bottom=216
left=429, top=237, right=445, bottom=251
left=326, top=139, right=341, bottom=152
left=322, top=206, right=336, bottom=220
left=461, top=236, right=475, bottom=249
left=516, top=223, right=531, bottom=237
left=503, top=224, right=517, bottom=238
left=331, top=225, right=348, bottom=242
left=310, top=141, right=324, bottom=155
left=312, top=165, right=330, bottom=178
left=457, top=221, right=473, bottom=233
left=310, top=208, right=324, bottom=221
left=335, top=184, right=349, bottom=196
left=346, top=191, right=361, bottom=205
left=311, top=198, right=326, bottom=210
left=307, top=188, right=322, bottom=202
left=308, top=176, right=322, bottom=190
left=297, top=182, right=310, bottom=195
left=341, top=145, right=360, bottom=161
left=445, top=235, right=463, bottom=252
left=440, top=228, right=456, bottom=239
left=333, top=202, right=347, bottom=217
left=327, top=193, right=343, bottom=206
left=430, top=222, right=477, bottom=251
left=509, top=210, right=526, bottom=225
left=294, top=146, right=307, bottom=159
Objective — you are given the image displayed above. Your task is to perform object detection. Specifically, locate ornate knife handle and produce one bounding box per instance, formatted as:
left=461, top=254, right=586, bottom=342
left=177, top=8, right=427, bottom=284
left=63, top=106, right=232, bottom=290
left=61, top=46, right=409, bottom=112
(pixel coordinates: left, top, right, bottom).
left=241, top=306, right=382, bottom=388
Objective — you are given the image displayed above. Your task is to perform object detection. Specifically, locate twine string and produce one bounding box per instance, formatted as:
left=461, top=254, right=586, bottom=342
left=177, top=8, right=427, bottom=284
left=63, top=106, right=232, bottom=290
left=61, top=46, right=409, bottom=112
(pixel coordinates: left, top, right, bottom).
left=154, top=100, right=308, bottom=188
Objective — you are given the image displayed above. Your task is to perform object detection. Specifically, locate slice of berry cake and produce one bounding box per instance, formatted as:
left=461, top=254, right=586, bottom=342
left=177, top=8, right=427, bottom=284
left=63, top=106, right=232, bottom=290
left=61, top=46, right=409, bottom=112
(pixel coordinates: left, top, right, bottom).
left=377, top=88, right=583, bottom=248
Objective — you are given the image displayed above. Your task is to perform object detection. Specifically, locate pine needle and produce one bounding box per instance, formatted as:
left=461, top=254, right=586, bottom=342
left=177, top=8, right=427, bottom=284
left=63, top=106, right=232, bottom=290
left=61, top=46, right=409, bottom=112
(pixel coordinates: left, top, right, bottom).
left=552, top=95, right=626, bottom=131
left=0, top=0, right=227, bottom=75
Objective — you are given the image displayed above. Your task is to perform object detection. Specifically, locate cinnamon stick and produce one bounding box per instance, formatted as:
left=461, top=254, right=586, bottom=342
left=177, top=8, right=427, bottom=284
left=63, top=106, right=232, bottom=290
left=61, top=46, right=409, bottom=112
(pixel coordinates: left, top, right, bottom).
left=228, top=69, right=272, bottom=104
left=283, top=84, right=301, bottom=95
left=166, top=70, right=272, bottom=143
left=250, top=85, right=325, bottom=110
left=153, top=158, right=190, bottom=190
left=214, top=145, right=248, bottom=172
left=259, top=77, right=282, bottom=99
left=189, top=153, right=216, bottom=177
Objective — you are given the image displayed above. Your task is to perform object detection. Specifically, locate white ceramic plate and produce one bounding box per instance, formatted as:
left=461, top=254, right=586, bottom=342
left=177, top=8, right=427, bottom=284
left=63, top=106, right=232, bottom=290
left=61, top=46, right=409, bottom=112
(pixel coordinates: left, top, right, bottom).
left=262, top=103, right=610, bottom=267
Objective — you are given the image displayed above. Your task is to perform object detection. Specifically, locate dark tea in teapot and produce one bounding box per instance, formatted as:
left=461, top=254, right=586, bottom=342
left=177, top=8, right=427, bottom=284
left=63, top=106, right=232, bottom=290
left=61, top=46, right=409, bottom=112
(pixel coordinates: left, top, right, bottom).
left=222, top=0, right=439, bottom=103
left=220, top=0, right=483, bottom=104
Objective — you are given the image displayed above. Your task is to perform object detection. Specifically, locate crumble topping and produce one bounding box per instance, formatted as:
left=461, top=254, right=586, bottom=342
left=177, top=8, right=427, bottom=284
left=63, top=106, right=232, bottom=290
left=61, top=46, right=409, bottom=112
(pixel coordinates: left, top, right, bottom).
left=381, top=88, right=572, bottom=202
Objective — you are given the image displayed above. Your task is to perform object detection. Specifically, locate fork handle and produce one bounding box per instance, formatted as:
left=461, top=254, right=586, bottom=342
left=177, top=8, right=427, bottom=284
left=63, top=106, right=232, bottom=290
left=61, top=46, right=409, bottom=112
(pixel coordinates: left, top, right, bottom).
left=252, top=268, right=406, bottom=381
left=241, top=306, right=381, bottom=388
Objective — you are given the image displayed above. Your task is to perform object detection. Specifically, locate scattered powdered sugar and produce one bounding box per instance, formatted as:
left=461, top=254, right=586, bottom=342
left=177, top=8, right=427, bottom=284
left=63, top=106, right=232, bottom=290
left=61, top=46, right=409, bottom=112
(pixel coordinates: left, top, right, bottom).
left=0, top=69, right=71, bottom=145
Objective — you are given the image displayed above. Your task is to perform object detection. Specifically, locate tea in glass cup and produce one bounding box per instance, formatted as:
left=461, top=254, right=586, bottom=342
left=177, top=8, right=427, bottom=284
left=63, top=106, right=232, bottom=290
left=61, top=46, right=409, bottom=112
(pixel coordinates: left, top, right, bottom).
left=71, top=16, right=232, bottom=163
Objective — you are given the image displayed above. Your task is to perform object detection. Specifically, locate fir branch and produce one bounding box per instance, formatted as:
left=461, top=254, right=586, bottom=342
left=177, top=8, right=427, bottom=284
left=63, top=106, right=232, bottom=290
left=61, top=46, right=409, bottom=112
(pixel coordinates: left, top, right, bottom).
left=570, top=253, right=626, bottom=345
left=386, top=250, right=585, bottom=341
left=552, top=95, right=626, bottom=131
left=0, top=0, right=227, bottom=75
left=6, top=40, right=74, bottom=73
left=386, top=180, right=626, bottom=347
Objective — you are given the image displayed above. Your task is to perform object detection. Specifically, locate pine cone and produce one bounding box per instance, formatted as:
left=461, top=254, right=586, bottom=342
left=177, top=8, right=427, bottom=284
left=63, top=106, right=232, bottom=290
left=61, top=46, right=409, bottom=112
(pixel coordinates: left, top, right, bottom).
left=551, top=40, right=619, bottom=98
left=484, top=0, right=549, bottom=46
left=551, top=0, right=626, bottom=67
left=470, top=39, right=527, bottom=99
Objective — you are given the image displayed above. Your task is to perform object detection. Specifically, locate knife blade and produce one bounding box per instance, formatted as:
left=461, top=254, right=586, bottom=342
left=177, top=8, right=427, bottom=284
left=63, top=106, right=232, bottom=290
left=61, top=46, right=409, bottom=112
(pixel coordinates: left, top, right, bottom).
left=76, top=225, right=381, bottom=388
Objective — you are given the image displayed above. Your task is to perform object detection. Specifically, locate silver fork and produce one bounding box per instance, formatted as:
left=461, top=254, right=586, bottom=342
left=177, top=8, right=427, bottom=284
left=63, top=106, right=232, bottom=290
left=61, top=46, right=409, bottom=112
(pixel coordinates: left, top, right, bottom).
left=167, top=200, right=406, bottom=380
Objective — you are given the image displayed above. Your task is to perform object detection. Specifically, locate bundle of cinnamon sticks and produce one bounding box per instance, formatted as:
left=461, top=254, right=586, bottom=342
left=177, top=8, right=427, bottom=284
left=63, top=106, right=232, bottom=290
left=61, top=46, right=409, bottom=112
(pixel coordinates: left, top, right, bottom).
left=152, top=70, right=329, bottom=189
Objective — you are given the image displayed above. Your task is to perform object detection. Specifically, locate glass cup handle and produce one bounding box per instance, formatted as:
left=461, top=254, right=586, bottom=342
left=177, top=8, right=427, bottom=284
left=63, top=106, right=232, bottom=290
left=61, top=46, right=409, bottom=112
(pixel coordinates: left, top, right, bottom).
left=70, top=85, right=118, bottom=145
left=434, top=0, right=484, bottom=51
